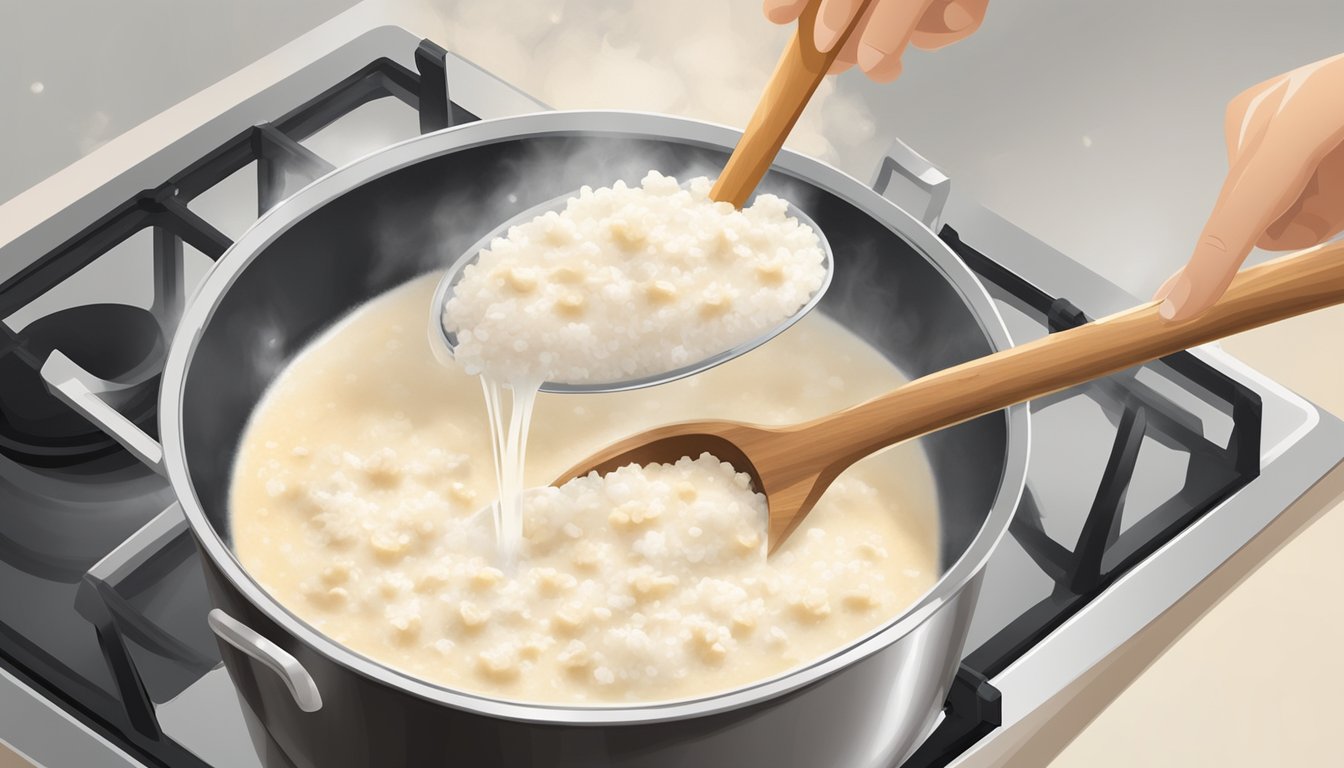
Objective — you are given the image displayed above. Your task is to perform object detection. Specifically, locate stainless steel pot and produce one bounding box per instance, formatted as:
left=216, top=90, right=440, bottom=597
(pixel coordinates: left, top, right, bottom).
left=75, top=111, right=1029, bottom=767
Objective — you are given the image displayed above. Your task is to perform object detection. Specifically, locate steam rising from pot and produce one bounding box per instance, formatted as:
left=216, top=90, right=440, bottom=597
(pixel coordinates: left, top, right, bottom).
left=365, top=1, right=897, bottom=373
left=415, top=0, right=891, bottom=314
left=429, top=0, right=877, bottom=164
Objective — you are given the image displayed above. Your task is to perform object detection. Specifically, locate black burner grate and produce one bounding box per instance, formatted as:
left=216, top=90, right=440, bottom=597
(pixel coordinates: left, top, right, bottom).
left=0, top=37, right=477, bottom=768
left=0, top=29, right=1267, bottom=768
left=0, top=43, right=471, bottom=320
left=899, top=227, right=1263, bottom=766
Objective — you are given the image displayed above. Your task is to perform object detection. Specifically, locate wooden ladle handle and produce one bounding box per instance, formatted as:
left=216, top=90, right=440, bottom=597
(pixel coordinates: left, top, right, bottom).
left=710, top=0, right=879, bottom=207
left=794, top=238, right=1344, bottom=471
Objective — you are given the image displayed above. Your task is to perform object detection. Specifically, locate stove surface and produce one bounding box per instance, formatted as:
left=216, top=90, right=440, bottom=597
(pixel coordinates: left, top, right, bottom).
left=1, top=21, right=1341, bottom=768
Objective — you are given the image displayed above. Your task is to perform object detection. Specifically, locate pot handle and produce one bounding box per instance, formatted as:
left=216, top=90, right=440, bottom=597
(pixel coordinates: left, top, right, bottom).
left=208, top=609, right=324, bottom=713
left=870, top=136, right=950, bottom=231
left=40, top=350, right=166, bottom=474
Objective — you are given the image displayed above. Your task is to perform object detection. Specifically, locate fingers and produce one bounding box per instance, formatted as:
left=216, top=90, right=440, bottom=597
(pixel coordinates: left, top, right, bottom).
left=827, top=1, right=881, bottom=74
left=763, top=0, right=809, bottom=24
left=1165, top=70, right=1325, bottom=314
left=1258, top=138, right=1344, bottom=251
left=1152, top=270, right=1182, bottom=303
left=1160, top=54, right=1344, bottom=322
left=1157, top=82, right=1292, bottom=321
left=814, top=0, right=868, bottom=53
left=1222, top=75, right=1283, bottom=164
left=1163, top=69, right=1344, bottom=322
left=774, top=0, right=988, bottom=83
left=911, top=0, right=989, bottom=50
left=856, top=0, right=937, bottom=82
left=1160, top=134, right=1319, bottom=322
left=1160, top=175, right=1295, bottom=322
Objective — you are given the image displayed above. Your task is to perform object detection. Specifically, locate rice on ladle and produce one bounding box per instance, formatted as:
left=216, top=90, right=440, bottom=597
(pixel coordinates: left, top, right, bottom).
left=443, top=171, right=826, bottom=385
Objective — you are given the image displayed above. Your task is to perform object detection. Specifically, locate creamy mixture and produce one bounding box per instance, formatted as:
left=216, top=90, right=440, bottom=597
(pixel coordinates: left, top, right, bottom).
left=442, top=171, right=827, bottom=568
left=231, top=274, right=939, bottom=704
left=442, top=171, right=826, bottom=385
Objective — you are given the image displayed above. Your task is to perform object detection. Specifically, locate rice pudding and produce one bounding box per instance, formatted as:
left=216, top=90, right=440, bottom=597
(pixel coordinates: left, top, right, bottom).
left=231, top=274, right=939, bottom=704
left=442, top=171, right=826, bottom=385
left=442, top=171, right=827, bottom=568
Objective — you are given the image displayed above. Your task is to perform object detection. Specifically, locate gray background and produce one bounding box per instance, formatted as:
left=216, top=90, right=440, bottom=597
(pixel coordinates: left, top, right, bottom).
left=855, top=0, right=1344, bottom=295
left=0, top=0, right=361, bottom=202
left=3, top=0, right=1342, bottom=297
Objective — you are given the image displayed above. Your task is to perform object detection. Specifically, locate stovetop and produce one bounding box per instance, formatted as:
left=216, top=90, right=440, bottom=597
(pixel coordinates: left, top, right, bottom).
left=1, top=25, right=1341, bottom=768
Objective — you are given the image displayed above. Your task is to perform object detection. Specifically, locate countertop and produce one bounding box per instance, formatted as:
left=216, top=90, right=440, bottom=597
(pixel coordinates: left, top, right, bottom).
left=3, top=1, right=1344, bottom=766
left=1039, top=311, right=1344, bottom=768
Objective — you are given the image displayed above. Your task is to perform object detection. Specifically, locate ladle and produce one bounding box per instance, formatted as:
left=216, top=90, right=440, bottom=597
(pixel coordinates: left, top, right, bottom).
left=555, top=239, right=1344, bottom=551
left=430, top=0, right=877, bottom=393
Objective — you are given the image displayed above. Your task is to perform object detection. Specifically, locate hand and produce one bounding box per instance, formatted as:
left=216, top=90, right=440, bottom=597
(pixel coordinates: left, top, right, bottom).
left=1156, top=53, right=1344, bottom=322
left=762, top=0, right=989, bottom=82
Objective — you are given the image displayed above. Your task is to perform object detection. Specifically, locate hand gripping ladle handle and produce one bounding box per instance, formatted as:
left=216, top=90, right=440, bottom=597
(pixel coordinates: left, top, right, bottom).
left=710, top=0, right=879, bottom=207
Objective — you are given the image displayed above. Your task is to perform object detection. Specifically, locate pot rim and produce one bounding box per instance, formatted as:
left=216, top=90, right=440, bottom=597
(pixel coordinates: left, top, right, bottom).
left=161, top=110, right=1030, bottom=725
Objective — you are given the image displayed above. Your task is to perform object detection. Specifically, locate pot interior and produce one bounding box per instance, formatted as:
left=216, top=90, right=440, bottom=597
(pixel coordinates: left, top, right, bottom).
left=181, top=131, right=1009, bottom=576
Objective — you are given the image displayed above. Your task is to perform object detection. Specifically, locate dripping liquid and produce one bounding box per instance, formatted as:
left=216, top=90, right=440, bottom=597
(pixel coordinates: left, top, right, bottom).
left=480, top=377, right=541, bottom=571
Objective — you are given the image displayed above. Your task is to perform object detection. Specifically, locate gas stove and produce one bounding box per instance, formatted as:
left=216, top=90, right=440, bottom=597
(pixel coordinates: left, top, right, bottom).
left=1, top=23, right=1342, bottom=768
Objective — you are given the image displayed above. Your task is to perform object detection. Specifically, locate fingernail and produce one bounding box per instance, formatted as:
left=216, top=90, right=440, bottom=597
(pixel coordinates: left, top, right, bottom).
left=858, top=43, right=885, bottom=72
left=943, top=1, right=976, bottom=31
left=1158, top=274, right=1192, bottom=321
left=1152, top=273, right=1178, bottom=302
left=814, top=15, right=841, bottom=53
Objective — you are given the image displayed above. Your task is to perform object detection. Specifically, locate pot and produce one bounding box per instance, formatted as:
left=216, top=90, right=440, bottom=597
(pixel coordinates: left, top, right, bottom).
left=75, top=111, right=1028, bottom=767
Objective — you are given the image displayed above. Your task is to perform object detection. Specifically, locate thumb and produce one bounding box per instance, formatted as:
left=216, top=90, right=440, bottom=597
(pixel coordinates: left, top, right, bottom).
left=1157, top=235, right=1244, bottom=323
left=1152, top=270, right=1182, bottom=303
left=1156, top=255, right=1234, bottom=322
left=1161, top=141, right=1316, bottom=322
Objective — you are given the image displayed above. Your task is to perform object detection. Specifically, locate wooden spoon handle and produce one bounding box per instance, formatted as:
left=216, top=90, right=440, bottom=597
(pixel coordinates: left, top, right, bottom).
left=801, top=238, right=1344, bottom=468
left=710, top=0, right=878, bottom=207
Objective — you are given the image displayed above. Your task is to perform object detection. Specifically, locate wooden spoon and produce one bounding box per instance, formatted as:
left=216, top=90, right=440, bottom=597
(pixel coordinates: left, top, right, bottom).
left=555, top=239, right=1344, bottom=552
left=710, top=0, right=879, bottom=207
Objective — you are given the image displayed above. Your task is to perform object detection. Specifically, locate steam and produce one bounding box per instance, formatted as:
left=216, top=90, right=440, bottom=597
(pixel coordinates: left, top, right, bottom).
left=405, top=0, right=881, bottom=284
left=429, top=0, right=877, bottom=163
left=362, top=1, right=894, bottom=376
left=376, top=134, right=821, bottom=288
